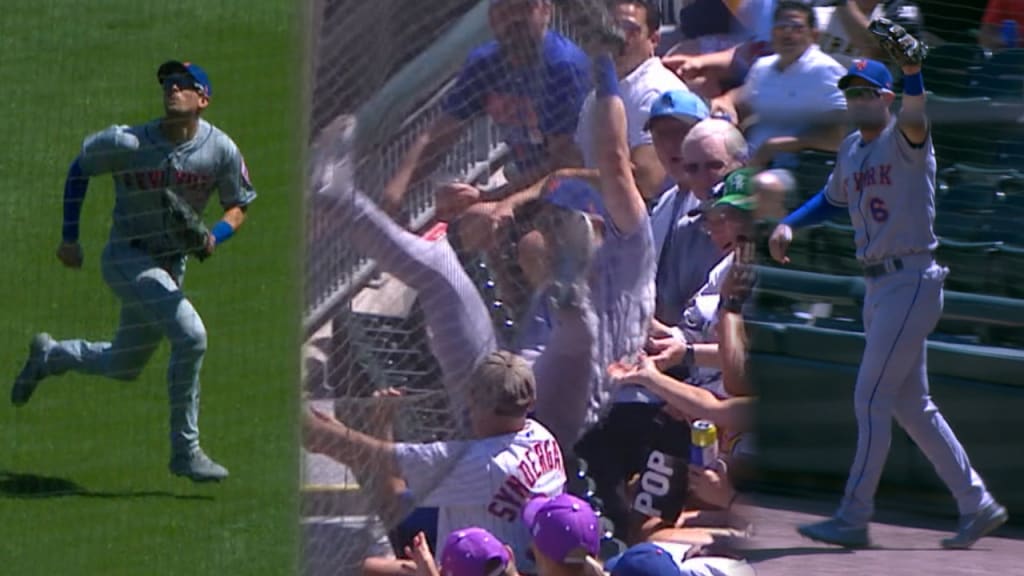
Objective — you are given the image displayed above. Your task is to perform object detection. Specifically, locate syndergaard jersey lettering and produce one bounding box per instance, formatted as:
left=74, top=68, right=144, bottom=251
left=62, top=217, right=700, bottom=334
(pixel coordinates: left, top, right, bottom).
left=824, top=119, right=938, bottom=262
left=487, top=437, right=564, bottom=522
left=394, top=419, right=566, bottom=575
left=78, top=119, right=257, bottom=257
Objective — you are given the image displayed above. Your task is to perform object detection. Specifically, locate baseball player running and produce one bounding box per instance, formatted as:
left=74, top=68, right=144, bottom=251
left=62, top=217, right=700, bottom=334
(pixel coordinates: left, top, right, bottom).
left=768, top=21, right=1008, bottom=548
left=11, top=61, right=256, bottom=482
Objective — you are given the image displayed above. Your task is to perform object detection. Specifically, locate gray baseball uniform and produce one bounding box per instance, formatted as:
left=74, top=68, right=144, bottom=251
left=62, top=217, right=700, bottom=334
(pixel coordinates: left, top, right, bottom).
left=823, top=118, right=993, bottom=527
left=41, top=119, right=256, bottom=457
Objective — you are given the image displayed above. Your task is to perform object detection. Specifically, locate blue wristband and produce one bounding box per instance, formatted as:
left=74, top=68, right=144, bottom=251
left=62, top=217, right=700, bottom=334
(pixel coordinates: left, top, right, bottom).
left=211, top=220, right=234, bottom=245
left=594, top=53, right=620, bottom=98
left=903, top=71, right=924, bottom=96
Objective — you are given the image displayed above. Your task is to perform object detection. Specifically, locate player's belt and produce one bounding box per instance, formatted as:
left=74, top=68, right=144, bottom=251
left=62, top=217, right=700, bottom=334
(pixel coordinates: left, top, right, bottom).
left=862, top=258, right=904, bottom=278
left=862, top=253, right=934, bottom=279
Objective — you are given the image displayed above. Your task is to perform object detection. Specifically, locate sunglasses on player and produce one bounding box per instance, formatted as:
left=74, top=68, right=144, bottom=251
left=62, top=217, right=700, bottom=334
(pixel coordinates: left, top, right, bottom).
left=844, top=86, right=883, bottom=101
left=684, top=160, right=727, bottom=174
left=161, top=74, right=205, bottom=94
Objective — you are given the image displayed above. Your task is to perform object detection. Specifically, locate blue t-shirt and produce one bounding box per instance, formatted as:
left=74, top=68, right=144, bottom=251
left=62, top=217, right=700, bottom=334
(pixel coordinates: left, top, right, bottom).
left=442, top=30, right=591, bottom=174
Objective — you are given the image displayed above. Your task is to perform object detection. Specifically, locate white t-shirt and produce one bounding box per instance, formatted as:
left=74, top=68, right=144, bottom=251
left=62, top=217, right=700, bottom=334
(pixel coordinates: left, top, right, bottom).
left=742, top=45, right=847, bottom=157
left=394, top=419, right=567, bottom=574
left=575, top=57, right=689, bottom=169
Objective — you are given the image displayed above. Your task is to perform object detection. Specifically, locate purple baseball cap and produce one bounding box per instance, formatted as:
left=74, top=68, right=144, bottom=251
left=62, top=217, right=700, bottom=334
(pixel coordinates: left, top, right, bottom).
left=838, top=58, right=894, bottom=92
left=157, top=60, right=213, bottom=97
left=607, top=543, right=682, bottom=576
left=440, top=528, right=511, bottom=576
left=522, top=493, right=601, bottom=564
left=541, top=177, right=609, bottom=221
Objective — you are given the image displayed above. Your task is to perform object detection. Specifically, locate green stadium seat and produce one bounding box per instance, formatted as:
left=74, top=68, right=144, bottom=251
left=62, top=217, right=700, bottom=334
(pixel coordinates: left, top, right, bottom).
left=973, top=48, right=1024, bottom=100
left=994, top=243, right=1024, bottom=300
left=811, top=221, right=859, bottom=276
left=792, top=149, right=837, bottom=206
left=936, top=239, right=1002, bottom=295
left=922, top=44, right=988, bottom=97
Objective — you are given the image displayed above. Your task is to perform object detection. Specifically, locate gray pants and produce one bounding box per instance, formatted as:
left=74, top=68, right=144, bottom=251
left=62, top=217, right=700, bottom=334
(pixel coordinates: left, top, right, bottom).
left=836, top=258, right=992, bottom=526
left=41, top=239, right=206, bottom=457
left=331, top=188, right=593, bottom=448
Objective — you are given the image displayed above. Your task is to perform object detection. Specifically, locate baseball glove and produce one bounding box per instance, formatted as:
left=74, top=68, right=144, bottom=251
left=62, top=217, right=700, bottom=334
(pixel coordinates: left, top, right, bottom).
left=551, top=0, right=626, bottom=55
left=161, top=189, right=211, bottom=261
left=868, top=17, right=928, bottom=67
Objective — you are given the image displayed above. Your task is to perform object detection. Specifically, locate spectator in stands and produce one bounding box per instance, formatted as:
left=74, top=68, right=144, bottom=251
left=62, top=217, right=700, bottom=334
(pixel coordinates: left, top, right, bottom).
left=522, top=493, right=607, bottom=576
left=382, top=0, right=591, bottom=222
left=605, top=541, right=754, bottom=576
left=365, top=527, right=522, bottom=576
left=662, top=0, right=777, bottom=101
left=611, top=170, right=761, bottom=462
left=572, top=0, right=689, bottom=204
left=459, top=0, right=693, bottom=229
left=303, top=350, right=566, bottom=576
left=711, top=1, right=848, bottom=170
left=651, top=117, right=745, bottom=328
left=979, top=0, right=1024, bottom=50
left=813, top=0, right=925, bottom=69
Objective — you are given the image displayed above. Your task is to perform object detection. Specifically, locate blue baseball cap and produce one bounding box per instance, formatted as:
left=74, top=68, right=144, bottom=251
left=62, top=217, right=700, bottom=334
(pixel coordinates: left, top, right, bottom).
left=838, top=58, right=893, bottom=92
left=607, top=543, right=681, bottom=576
left=542, top=177, right=609, bottom=220
left=645, top=90, right=710, bottom=130
left=157, top=60, right=212, bottom=97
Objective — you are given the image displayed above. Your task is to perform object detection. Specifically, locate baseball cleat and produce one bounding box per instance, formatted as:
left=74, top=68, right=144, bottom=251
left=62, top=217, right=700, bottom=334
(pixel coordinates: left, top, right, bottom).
left=797, top=517, right=871, bottom=548
left=170, top=448, right=229, bottom=483
left=11, top=333, right=55, bottom=407
left=547, top=209, right=595, bottom=309
left=941, top=501, right=1008, bottom=549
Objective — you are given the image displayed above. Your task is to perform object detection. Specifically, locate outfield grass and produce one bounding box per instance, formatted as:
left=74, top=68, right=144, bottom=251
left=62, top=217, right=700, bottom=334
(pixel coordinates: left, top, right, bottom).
left=0, top=1, right=302, bottom=574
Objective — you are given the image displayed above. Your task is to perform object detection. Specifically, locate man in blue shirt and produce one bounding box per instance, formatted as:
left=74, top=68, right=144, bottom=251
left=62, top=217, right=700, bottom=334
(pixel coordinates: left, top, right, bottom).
left=382, top=0, right=591, bottom=219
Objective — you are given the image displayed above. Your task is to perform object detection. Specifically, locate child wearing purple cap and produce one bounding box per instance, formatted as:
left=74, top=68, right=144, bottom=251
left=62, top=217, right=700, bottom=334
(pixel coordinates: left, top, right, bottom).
left=522, top=493, right=607, bottom=576
left=364, top=528, right=521, bottom=576
left=440, top=527, right=520, bottom=576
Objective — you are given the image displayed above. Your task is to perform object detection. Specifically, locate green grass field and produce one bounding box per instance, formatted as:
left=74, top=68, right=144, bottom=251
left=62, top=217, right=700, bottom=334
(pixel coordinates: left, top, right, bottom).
left=0, top=1, right=303, bottom=574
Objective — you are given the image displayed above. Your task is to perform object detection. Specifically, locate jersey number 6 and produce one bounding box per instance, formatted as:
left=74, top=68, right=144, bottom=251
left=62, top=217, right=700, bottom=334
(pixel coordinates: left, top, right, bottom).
left=869, top=197, right=889, bottom=223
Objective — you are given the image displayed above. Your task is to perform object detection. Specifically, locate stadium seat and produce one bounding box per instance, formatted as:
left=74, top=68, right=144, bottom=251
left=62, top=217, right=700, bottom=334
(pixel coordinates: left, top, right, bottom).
left=812, top=221, right=858, bottom=276
left=792, top=149, right=837, bottom=205
left=936, top=238, right=1001, bottom=295
left=938, top=163, right=1024, bottom=189
left=994, top=244, right=1024, bottom=299
left=928, top=107, right=1002, bottom=169
left=922, top=44, right=989, bottom=97
left=973, top=48, right=1024, bottom=100
left=936, top=182, right=998, bottom=214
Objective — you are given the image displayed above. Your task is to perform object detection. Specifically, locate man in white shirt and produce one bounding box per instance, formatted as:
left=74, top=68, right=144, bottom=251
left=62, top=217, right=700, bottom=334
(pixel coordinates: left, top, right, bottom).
left=303, top=350, right=566, bottom=575
left=575, top=0, right=690, bottom=204
left=711, top=1, right=849, bottom=169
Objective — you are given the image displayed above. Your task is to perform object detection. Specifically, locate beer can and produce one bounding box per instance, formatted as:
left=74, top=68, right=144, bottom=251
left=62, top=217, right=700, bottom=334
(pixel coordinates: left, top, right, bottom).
left=690, top=420, right=719, bottom=468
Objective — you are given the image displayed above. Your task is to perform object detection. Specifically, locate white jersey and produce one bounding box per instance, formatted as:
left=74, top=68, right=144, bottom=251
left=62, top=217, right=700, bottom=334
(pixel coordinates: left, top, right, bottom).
left=575, top=57, right=689, bottom=169
left=394, top=419, right=567, bottom=574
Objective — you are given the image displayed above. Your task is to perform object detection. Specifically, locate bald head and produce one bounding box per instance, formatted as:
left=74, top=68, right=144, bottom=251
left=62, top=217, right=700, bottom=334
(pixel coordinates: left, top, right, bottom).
left=681, top=119, right=750, bottom=199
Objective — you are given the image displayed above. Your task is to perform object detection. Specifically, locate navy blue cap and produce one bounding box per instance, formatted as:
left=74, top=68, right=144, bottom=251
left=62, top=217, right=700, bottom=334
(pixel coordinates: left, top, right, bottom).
left=838, top=58, right=893, bottom=92
left=157, top=60, right=212, bottom=97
